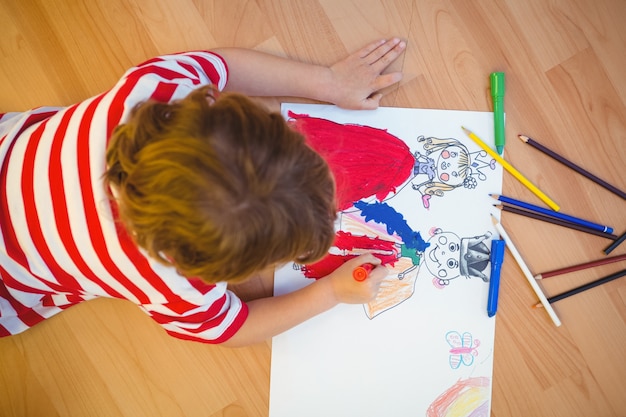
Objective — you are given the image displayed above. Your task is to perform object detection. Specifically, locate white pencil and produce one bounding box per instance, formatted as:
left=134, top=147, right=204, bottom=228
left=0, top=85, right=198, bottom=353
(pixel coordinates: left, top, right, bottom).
left=491, top=215, right=562, bottom=327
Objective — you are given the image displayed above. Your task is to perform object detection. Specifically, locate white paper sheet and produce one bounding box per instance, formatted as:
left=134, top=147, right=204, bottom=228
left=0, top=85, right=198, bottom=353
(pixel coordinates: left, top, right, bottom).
left=270, top=104, right=503, bottom=417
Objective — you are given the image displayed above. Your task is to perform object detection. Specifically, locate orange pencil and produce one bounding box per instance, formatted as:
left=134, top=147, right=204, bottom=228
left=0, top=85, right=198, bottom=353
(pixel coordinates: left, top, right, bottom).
left=353, top=263, right=374, bottom=281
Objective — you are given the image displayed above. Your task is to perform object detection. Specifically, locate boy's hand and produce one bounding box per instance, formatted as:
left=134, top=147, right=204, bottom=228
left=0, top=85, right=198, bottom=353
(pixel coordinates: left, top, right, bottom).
left=327, top=38, right=406, bottom=110
left=327, top=253, right=387, bottom=304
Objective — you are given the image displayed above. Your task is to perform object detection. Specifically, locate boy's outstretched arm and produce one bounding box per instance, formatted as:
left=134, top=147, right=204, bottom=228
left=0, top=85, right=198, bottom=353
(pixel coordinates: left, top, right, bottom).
left=221, top=254, right=386, bottom=347
left=212, top=38, right=406, bottom=110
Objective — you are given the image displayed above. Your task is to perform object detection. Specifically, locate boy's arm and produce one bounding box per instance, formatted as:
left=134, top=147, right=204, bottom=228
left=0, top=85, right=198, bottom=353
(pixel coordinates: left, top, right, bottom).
left=212, top=38, right=406, bottom=110
left=221, top=254, right=386, bottom=347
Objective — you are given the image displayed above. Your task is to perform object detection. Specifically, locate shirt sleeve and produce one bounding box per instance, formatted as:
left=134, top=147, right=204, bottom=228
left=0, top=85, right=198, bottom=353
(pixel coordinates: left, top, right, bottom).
left=138, top=280, right=249, bottom=344
left=126, top=50, right=229, bottom=91
left=105, top=51, right=230, bottom=135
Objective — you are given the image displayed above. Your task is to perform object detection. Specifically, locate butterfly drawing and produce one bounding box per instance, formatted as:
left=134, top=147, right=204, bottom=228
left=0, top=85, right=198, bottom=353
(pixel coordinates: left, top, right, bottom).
left=446, top=331, right=480, bottom=369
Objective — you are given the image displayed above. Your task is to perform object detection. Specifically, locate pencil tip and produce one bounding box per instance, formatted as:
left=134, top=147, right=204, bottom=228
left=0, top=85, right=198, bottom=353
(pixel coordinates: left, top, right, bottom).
left=534, top=274, right=543, bottom=280
left=518, top=134, right=529, bottom=142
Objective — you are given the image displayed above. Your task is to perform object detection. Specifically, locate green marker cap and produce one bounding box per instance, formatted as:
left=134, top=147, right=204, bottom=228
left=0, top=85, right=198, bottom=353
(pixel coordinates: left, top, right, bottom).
left=490, top=72, right=506, bottom=154
left=490, top=72, right=505, bottom=98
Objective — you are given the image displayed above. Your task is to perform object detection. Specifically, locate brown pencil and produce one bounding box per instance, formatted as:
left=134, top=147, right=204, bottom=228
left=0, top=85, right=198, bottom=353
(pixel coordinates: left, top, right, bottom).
left=534, top=254, right=626, bottom=279
left=519, top=134, right=626, bottom=200
left=495, top=204, right=619, bottom=240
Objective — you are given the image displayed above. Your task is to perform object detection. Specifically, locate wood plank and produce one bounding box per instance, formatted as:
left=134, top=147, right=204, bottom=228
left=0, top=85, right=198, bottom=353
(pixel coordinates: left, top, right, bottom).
left=0, top=1, right=624, bottom=416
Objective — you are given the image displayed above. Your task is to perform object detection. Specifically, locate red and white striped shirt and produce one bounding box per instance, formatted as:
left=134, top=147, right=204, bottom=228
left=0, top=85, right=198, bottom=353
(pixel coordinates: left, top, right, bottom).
left=0, top=51, right=248, bottom=343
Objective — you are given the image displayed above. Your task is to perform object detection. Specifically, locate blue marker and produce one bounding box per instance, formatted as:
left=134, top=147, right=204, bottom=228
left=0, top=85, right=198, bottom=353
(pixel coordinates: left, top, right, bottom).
left=487, top=239, right=506, bottom=317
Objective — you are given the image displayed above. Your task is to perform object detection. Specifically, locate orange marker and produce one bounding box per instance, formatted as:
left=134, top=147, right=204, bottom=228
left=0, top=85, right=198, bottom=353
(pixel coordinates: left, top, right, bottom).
left=352, top=263, right=374, bottom=281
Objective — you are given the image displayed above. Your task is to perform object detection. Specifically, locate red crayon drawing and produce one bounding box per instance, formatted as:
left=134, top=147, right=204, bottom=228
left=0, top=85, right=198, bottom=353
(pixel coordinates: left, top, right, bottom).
left=289, top=113, right=424, bottom=318
left=288, top=112, right=414, bottom=210
left=287, top=113, right=496, bottom=318
left=302, top=230, right=398, bottom=279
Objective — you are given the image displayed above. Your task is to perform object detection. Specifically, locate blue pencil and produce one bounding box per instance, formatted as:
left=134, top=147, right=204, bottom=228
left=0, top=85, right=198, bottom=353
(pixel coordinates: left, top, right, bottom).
left=491, top=194, right=613, bottom=234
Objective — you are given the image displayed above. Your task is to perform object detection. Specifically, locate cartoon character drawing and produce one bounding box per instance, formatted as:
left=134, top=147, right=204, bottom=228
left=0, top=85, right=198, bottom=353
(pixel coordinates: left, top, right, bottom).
left=413, top=151, right=437, bottom=180
left=446, top=331, right=480, bottom=369
left=411, top=136, right=496, bottom=209
left=286, top=113, right=498, bottom=317
left=423, top=229, right=492, bottom=287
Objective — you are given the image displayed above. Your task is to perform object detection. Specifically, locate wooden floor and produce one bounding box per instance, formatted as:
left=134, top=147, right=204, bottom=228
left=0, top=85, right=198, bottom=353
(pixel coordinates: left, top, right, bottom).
left=1, top=0, right=625, bottom=416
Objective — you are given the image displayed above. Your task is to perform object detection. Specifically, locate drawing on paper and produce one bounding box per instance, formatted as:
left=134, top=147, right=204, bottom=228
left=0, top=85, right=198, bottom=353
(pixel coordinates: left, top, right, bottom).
left=446, top=331, right=480, bottom=369
left=270, top=104, right=501, bottom=417
left=287, top=112, right=415, bottom=211
left=292, top=205, right=427, bottom=319
left=427, top=377, right=491, bottom=417
left=412, top=136, right=497, bottom=209
left=286, top=112, right=498, bottom=319
left=287, top=112, right=497, bottom=211
left=424, top=229, right=492, bottom=288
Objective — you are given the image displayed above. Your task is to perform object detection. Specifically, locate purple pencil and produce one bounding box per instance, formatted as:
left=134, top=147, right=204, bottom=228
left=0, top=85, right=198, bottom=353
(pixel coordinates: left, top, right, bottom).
left=519, top=135, right=626, bottom=200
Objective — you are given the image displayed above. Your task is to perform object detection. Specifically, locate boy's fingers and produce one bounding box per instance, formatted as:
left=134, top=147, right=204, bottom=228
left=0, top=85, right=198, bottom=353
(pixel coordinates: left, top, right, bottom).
left=358, top=39, right=388, bottom=59
left=360, top=94, right=382, bottom=110
left=360, top=252, right=382, bottom=266
left=373, top=72, right=403, bottom=91
left=367, top=264, right=387, bottom=284
left=364, top=38, right=401, bottom=63
left=369, top=40, right=406, bottom=69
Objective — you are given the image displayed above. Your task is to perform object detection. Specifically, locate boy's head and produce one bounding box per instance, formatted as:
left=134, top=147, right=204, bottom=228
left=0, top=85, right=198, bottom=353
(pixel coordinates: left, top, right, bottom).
left=104, top=86, right=337, bottom=283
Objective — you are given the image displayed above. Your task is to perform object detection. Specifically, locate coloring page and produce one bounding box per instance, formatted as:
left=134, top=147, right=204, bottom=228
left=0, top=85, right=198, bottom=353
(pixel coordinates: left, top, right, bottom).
left=270, top=104, right=503, bottom=417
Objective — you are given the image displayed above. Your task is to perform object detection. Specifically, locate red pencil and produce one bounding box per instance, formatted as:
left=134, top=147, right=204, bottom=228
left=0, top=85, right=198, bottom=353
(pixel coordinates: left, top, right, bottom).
left=535, top=254, right=626, bottom=279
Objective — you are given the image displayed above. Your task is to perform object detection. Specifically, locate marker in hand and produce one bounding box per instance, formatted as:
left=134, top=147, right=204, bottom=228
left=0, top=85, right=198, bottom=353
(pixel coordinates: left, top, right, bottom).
left=353, top=263, right=375, bottom=281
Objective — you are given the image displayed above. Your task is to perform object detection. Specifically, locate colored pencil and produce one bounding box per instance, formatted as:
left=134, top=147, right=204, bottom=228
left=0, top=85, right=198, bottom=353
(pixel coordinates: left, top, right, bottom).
left=604, top=230, right=626, bottom=255
left=462, top=127, right=560, bottom=211
left=495, top=204, right=618, bottom=240
left=534, top=268, right=626, bottom=306
left=491, top=194, right=613, bottom=234
left=535, top=254, right=626, bottom=280
left=519, top=135, right=626, bottom=200
left=491, top=215, right=562, bottom=326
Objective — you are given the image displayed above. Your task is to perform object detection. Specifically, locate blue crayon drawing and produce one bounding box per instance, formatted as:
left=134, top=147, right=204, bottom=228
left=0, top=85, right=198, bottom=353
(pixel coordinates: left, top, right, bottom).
left=353, top=200, right=429, bottom=252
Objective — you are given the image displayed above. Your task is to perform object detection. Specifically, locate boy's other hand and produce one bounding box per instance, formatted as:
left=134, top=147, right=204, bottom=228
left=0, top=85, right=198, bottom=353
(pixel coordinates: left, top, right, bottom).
left=327, top=38, right=406, bottom=110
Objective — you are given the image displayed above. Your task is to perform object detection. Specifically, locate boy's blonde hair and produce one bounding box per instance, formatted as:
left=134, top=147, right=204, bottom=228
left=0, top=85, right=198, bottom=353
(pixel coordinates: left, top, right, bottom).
left=104, top=86, right=336, bottom=283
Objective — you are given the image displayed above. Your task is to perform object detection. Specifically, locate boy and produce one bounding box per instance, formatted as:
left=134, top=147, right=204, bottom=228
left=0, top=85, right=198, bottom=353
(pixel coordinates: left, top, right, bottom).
left=0, top=38, right=406, bottom=346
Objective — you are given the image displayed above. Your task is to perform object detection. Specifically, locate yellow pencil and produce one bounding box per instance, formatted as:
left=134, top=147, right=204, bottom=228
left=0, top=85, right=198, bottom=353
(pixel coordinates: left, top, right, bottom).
left=462, top=127, right=560, bottom=211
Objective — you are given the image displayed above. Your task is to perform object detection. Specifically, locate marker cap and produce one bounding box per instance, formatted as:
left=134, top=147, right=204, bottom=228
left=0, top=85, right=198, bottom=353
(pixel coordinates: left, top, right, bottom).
left=353, top=263, right=374, bottom=281
left=490, top=72, right=505, bottom=99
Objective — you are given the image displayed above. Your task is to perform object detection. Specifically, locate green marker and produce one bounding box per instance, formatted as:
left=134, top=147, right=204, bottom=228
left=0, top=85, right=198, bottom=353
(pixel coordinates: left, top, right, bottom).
left=490, top=72, right=506, bottom=155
